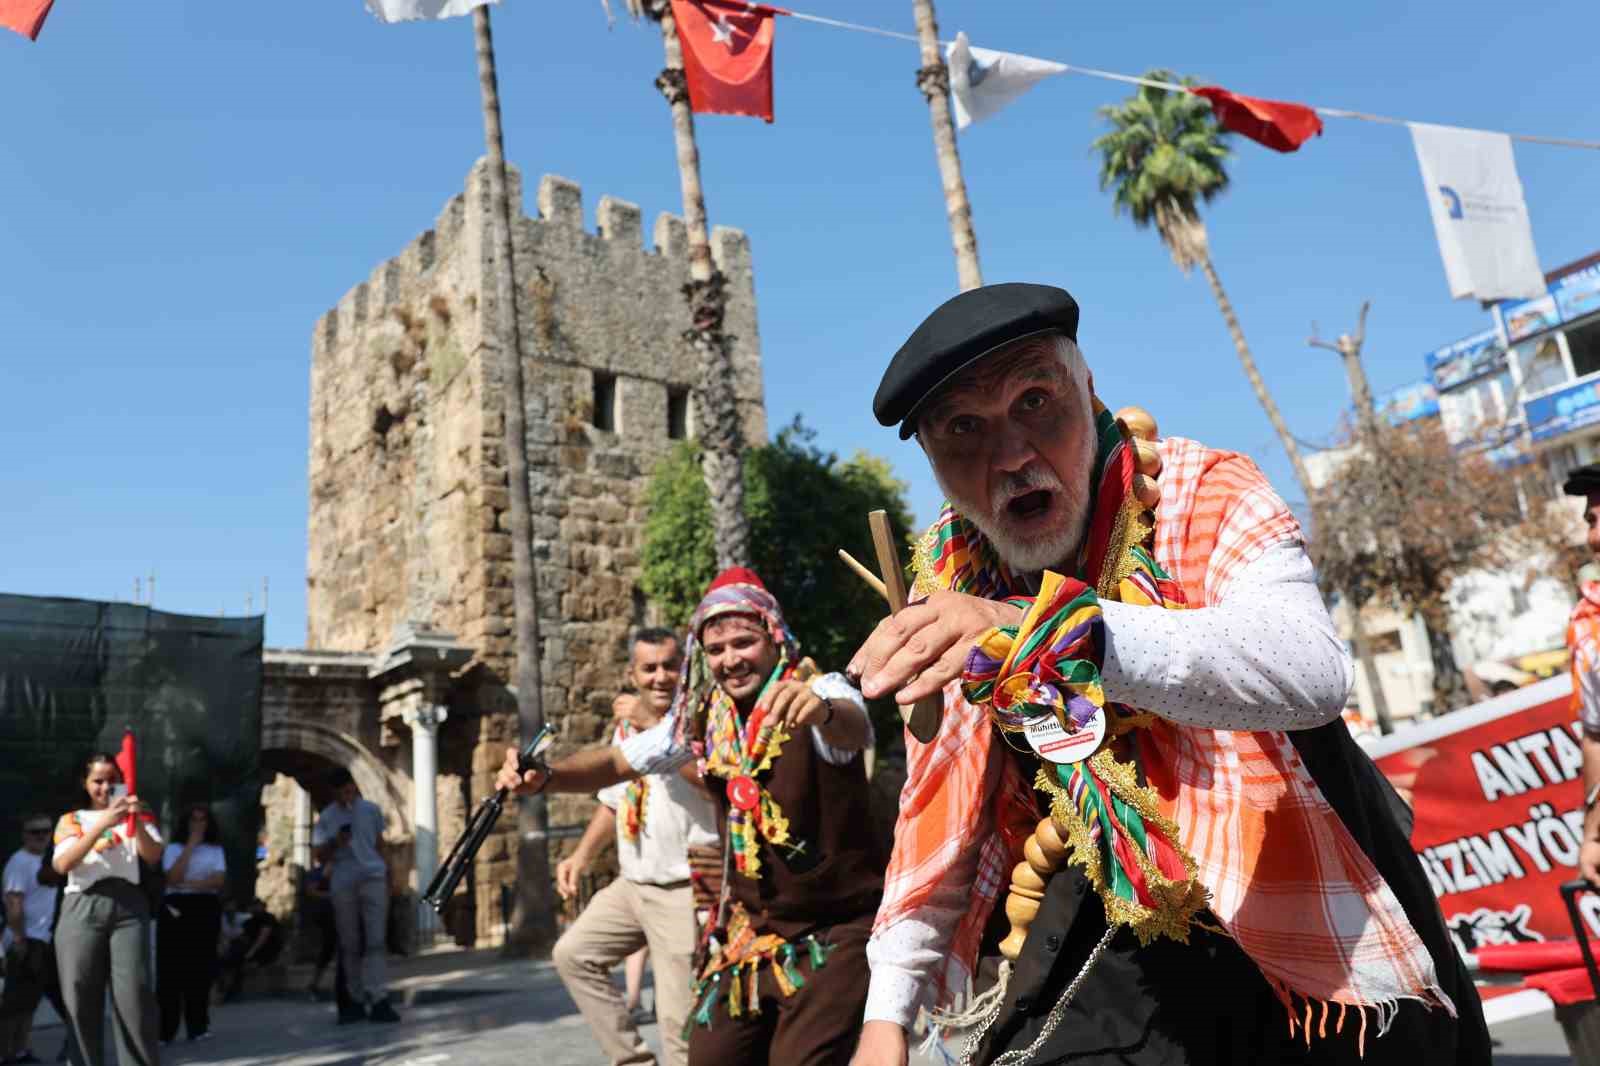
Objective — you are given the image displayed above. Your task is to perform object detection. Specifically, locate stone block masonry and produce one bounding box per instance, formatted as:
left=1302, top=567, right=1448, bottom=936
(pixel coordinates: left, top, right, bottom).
left=295, top=159, right=766, bottom=945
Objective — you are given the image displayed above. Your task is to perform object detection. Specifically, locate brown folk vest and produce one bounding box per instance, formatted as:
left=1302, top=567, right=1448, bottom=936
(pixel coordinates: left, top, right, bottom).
left=709, top=721, right=884, bottom=941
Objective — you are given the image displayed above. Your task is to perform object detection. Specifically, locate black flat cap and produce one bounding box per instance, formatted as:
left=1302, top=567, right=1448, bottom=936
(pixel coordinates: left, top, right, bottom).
left=1564, top=463, right=1600, bottom=497
left=875, top=283, right=1080, bottom=439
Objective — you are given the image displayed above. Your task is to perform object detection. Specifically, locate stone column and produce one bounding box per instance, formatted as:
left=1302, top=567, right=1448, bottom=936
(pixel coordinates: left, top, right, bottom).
left=403, top=703, right=448, bottom=939
left=292, top=782, right=312, bottom=872
left=371, top=620, right=472, bottom=951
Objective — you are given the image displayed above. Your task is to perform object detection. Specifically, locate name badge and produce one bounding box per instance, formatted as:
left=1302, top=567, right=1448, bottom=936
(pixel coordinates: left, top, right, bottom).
left=1024, top=708, right=1105, bottom=765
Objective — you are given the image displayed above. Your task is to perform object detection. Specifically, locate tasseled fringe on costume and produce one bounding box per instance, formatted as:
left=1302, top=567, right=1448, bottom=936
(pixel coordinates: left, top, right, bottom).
left=691, top=974, right=720, bottom=1030
left=687, top=932, right=836, bottom=1031
left=1275, top=981, right=1457, bottom=1059
left=927, top=960, right=1012, bottom=1033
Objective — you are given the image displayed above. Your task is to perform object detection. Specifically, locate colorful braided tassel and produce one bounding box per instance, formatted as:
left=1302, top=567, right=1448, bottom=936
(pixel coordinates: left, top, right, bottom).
left=963, top=542, right=1204, bottom=943
left=806, top=935, right=836, bottom=970
left=692, top=974, right=720, bottom=1028
left=746, top=961, right=762, bottom=1014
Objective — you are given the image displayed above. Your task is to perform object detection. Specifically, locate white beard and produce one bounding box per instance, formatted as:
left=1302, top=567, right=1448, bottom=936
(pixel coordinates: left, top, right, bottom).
left=934, top=408, right=1097, bottom=576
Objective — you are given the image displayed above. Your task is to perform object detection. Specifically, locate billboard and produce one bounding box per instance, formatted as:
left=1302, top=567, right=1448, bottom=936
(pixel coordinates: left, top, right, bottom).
left=1427, top=329, right=1506, bottom=391
left=1367, top=677, right=1591, bottom=953
left=1377, top=379, right=1441, bottom=424
left=1554, top=264, right=1600, bottom=324
left=1499, top=292, right=1563, bottom=343
left=1523, top=377, right=1600, bottom=443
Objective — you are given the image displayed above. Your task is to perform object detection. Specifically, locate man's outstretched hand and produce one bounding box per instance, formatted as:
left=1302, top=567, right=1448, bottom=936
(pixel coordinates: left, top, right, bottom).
left=494, top=746, right=547, bottom=795
left=850, top=1021, right=909, bottom=1066
left=849, top=591, right=1023, bottom=706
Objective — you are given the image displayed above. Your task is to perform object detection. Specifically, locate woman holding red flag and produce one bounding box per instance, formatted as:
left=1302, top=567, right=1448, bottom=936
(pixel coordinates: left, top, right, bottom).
left=51, top=752, right=164, bottom=1066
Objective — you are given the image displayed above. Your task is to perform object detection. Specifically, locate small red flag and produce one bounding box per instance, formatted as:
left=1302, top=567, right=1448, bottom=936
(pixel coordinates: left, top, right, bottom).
left=0, top=0, right=54, bottom=41
left=1191, top=86, right=1323, bottom=153
left=116, top=729, right=138, bottom=835
left=670, top=0, right=782, bottom=123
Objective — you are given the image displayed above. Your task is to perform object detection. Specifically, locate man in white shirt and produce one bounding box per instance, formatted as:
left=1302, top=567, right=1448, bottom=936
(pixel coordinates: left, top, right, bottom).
left=314, top=770, right=399, bottom=1024
left=550, top=627, right=718, bottom=1066
left=847, top=284, right=1485, bottom=1065
left=1, top=816, right=70, bottom=1064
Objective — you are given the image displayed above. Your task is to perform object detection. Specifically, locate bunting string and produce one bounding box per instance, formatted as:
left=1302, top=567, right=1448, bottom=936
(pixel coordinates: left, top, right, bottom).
left=767, top=4, right=1600, bottom=151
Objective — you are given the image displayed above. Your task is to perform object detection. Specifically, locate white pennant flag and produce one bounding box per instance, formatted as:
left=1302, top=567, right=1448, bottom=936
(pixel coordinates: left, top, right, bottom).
left=366, top=0, right=495, bottom=23
left=946, top=31, right=1066, bottom=130
left=1409, top=123, right=1545, bottom=302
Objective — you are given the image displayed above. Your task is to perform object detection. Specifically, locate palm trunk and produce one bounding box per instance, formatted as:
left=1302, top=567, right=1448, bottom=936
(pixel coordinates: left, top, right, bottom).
left=1197, top=254, right=1399, bottom=731
left=472, top=5, right=555, bottom=954
left=1197, top=251, right=1313, bottom=503
left=911, top=0, right=982, bottom=292
left=652, top=1, right=751, bottom=569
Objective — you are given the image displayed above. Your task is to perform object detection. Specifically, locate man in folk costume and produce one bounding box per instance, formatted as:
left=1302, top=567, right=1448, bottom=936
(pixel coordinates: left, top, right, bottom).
left=674, top=567, right=882, bottom=1065
left=847, top=284, right=1488, bottom=1066
left=497, top=567, right=881, bottom=1063
left=1561, top=464, right=1600, bottom=886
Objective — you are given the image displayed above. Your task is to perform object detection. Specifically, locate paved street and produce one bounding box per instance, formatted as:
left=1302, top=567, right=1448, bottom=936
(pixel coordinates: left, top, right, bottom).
left=20, top=947, right=1576, bottom=1065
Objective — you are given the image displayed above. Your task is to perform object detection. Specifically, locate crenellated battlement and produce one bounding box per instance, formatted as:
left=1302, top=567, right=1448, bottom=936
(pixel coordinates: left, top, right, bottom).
left=313, top=160, right=754, bottom=362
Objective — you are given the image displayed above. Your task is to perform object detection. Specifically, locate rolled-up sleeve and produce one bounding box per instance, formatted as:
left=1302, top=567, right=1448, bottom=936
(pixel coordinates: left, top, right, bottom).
left=618, top=712, right=696, bottom=777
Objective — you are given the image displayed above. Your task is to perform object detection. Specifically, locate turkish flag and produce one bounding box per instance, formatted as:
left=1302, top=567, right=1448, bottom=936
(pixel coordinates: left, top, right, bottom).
left=1191, top=86, right=1323, bottom=153
left=671, top=0, right=782, bottom=123
left=0, top=0, right=54, bottom=40
left=115, top=729, right=138, bottom=835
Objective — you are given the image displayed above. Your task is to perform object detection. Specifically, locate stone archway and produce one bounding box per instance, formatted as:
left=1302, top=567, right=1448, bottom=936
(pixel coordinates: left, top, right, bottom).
left=260, top=717, right=412, bottom=839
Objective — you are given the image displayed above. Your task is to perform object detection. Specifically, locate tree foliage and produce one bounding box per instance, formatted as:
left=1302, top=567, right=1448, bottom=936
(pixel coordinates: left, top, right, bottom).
left=640, top=419, right=918, bottom=750
left=1310, top=417, right=1580, bottom=713
left=1091, top=71, right=1231, bottom=270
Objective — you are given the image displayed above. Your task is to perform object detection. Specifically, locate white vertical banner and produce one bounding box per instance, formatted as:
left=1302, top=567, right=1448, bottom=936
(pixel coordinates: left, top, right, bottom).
left=365, top=0, right=494, bottom=23
left=946, top=31, right=1066, bottom=130
left=1409, top=123, right=1545, bottom=302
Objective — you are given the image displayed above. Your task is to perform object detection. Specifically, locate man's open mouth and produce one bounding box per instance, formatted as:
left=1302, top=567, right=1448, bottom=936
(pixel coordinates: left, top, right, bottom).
left=1005, top=490, right=1054, bottom=521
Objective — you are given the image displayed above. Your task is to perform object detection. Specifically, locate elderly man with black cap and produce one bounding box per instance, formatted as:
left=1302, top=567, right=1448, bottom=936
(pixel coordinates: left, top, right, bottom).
left=1562, top=463, right=1600, bottom=887
left=847, top=284, right=1488, bottom=1066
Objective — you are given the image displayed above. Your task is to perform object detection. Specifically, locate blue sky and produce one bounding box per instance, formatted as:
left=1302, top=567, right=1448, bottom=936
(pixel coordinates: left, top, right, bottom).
left=2, top=0, right=1596, bottom=649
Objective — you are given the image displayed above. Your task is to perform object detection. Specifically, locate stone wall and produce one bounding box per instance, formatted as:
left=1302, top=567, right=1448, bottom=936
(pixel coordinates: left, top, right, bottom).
left=297, top=159, right=766, bottom=943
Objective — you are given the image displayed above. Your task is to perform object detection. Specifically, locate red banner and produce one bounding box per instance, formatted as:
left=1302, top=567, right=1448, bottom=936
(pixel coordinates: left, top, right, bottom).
left=1369, top=677, right=1593, bottom=954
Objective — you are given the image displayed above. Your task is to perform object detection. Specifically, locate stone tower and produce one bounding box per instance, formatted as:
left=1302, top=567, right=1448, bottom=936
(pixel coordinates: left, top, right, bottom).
left=298, top=159, right=765, bottom=941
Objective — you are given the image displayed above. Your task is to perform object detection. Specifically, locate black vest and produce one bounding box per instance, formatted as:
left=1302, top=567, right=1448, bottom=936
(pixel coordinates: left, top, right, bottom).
left=977, top=722, right=1491, bottom=1065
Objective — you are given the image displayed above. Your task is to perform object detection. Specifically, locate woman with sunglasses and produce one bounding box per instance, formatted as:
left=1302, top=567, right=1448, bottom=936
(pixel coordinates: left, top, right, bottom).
left=157, top=804, right=226, bottom=1044
left=51, top=753, right=163, bottom=1066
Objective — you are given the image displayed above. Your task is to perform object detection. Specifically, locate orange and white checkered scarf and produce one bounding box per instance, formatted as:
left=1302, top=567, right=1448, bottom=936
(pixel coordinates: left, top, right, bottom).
left=877, top=435, right=1452, bottom=1036
left=1567, top=581, right=1600, bottom=728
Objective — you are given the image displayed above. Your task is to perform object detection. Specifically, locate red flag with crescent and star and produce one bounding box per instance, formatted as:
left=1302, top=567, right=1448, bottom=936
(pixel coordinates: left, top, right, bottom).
left=1190, top=86, right=1323, bottom=152
left=1, top=0, right=54, bottom=40
left=670, top=0, right=785, bottom=123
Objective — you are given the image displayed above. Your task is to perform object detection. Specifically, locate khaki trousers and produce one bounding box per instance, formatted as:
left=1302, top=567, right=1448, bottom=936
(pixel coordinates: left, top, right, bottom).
left=552, top=878, right=695, bottom=1066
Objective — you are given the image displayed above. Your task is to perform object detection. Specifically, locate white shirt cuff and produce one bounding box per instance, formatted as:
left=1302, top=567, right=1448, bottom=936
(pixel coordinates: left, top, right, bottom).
left=863, top=963, right=925, bottom=1029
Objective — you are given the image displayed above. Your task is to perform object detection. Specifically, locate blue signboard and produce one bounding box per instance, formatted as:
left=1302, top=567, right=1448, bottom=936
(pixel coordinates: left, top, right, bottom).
left=1524, top=378, right=1600, bottom=443
left=1426, top=329, right=1505, bottom=391
left=1376, top=379, right=1440, bottom=425
left=1554, top=265, right=1600, bottom=324
left=1499, top=291, right=1563, bottom=342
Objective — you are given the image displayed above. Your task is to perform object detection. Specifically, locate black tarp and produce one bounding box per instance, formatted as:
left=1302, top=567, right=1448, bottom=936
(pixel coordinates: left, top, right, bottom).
left=0, top=594, right=264, bottom=902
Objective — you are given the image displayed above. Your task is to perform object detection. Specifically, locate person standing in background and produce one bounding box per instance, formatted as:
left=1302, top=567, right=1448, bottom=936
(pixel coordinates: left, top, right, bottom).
left=51, top=753, right=164, bottom=1066
left=313, top=770, right=399, bottom=1025
left=156, top=805, right=225, bottom=1044
left=2, top=816, right=69, bottom=1064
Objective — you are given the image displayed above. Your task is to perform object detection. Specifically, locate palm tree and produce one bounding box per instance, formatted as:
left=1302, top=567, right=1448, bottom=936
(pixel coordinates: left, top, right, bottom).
left=640, top=0, right=753, bottom=570
left=911, top=0, right=982, bottom=291
left=1094, top=77, right=1403, bottom=731
left=1092, top=72, right=1314, bottom=504
left=471, top=5, right=556, bottom=952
